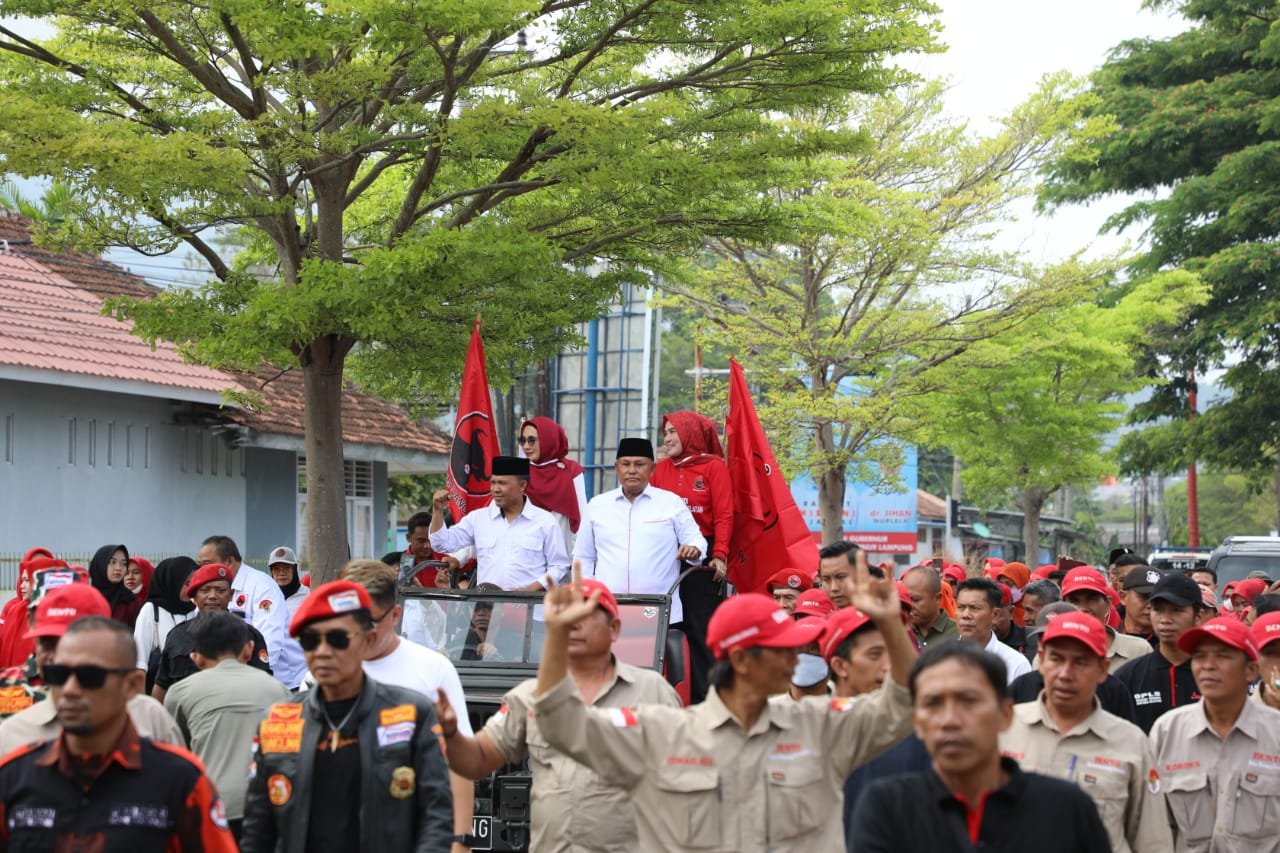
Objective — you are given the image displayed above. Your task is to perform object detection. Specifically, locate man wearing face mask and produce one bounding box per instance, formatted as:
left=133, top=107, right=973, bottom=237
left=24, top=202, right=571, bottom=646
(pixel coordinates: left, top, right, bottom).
left=787, top=619, right=830, bottom=699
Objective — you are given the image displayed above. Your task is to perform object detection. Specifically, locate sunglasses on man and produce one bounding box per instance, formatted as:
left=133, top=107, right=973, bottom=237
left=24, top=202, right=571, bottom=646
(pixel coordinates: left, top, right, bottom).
left=298, top=628, right=362, bottom=652
left=44, top=664, right=134, bottom=689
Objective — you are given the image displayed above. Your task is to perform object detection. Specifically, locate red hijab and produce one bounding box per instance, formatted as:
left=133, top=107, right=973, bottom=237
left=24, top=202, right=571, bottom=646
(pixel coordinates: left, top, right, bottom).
left=128, top=557, right=155, bottom=603
left=521, top=417, right=586, bottom=532
left=662, top=411, right=724, bottom=464
left=0, top=550, right=58, bottom=668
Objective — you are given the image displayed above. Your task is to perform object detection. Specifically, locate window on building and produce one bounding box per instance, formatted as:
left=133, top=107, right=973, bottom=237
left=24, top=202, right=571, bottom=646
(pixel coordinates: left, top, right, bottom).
left=67, top=417, right=76, bottom=465
left=4, top=414, right=12, bottom=464
left=296, top=457, right=376, bottom=560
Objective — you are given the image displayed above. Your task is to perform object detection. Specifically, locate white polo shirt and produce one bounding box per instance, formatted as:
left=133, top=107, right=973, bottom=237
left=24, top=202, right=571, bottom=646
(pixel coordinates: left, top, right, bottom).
left=429, top=498, right=571, bottom=590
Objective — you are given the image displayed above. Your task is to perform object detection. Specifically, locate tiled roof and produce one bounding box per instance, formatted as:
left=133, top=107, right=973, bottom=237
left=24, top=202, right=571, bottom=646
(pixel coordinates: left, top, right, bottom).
left=918, top=489, right=947, bottom=520
left=0, top=210, right=449, bottom=455
left=0, top=252, right=234, bottom=395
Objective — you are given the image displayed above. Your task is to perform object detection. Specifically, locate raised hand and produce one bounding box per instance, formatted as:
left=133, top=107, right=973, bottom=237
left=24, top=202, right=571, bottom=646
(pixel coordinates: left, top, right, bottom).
left=841, top=549, right=898, bottom=623
left=435, top=688, right=458, bottom=738
left=542, top=560, right=602, bottom=631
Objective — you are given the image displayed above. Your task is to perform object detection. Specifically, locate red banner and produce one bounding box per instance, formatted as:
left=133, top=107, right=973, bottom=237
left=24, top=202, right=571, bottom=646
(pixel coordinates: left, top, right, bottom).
left=725, top=359, right=820, bottom=593
left=446, top=320, right=501, bottom=523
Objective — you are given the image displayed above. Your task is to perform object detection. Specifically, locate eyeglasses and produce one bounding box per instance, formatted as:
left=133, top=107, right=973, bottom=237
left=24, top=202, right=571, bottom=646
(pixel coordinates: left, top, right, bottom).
left=371, top=608, right=394, bottom=624
left=517, top=436, right=538, bottom=445
left=298, top=629, right=359, bottom=652
left=44, top=664, right=134, bottom=689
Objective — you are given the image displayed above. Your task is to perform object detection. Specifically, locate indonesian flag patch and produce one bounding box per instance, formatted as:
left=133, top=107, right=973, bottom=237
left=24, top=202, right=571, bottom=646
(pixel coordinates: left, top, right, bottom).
left=607, top=707, right=638, bottom=728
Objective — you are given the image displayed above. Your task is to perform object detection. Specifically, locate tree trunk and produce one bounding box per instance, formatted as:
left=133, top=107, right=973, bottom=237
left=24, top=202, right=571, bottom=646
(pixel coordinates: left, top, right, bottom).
left=820, top=464, right=846, bottom=545
left=1022, top=486, right=1050, bottom=564
left=302, top=336, right=352, bottom=585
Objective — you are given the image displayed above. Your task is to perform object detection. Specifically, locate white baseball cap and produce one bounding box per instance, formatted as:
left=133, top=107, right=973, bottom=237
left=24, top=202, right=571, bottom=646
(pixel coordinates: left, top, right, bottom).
left=268, top=546, right=298, bottom=566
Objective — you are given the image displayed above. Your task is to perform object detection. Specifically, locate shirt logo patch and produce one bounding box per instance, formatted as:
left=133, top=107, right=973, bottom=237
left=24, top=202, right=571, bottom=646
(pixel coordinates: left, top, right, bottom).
left=9, top=807, right=55, bottom=828
left=258, top=599, right=272, bottom=612
left=377, top=721, right=416, bottom=748
left=1147, top=769, right=1162, bottom=794
left=235, top=594, right=248, bottom=609
left=607, top=707, right=638, bottom=727
left=0, top=686, right=33, bottom=715
left=258, top=647, right=270, bottom=664
left=326, top=590, right=361, bottom=612
left=390, top=766, right=415, bottom=799
left=268, top=774, right=292, bottom=806
left=108, top=805, right=170, bottom=828
left=380, top=704, right=417, bottom=726
left=1133, top=691, right=1164, bottom=706
left=260, top=718, right=304, bottom=753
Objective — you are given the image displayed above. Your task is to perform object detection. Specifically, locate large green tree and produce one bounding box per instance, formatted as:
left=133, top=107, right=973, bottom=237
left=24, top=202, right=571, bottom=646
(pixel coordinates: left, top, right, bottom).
left=1163, top=470, right=1276, bottom=545
left=1042, top=0, right=1280, bottom=517
left=0, top=0, right=938, bottom=578
left=662, top=77, right=1110, bottom=541
left=925, top=271, right=1206, bottom=557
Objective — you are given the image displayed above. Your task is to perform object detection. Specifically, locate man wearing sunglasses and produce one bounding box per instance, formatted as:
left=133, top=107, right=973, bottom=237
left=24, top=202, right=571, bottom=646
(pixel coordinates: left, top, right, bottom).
left=150, top=563, right=272, bottom=704
left=241, top=580, right=454, bottom=853
left=0, top=613, right=236, bottom=850
left=0, top=584, right=182, bottom=753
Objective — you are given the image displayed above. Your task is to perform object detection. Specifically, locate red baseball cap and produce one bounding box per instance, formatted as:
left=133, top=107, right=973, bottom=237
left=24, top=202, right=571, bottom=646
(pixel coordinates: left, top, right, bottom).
left=1060, top=567, right=1110, bottom=599
left=1231, top=578, right=1268, bottom=603
left=819, top=608, right=874, bottom=661
left=1251, top=612, right=1280, bottom=652
left=706, top=594, right=820, bottom=660
left=942, top=564, right=966, bottom=585
left=187, top=563, right=234, bottom=599
left=290, top=580, right=373, bottom=636
left=793, top=589, right=835, bottom=620
left=26, top=584, right=110, bottom=639
left=1041, top=611, right=1108, bottom=658
left=1177, top=615, right=1259, bottom=660
left=1031, top=564, right=1057, bottom=581
left=579, top=578, right=620, bottom=621
left=766, top=568, right=814, bottom=593
left=894, top=580, right=913, bottom=610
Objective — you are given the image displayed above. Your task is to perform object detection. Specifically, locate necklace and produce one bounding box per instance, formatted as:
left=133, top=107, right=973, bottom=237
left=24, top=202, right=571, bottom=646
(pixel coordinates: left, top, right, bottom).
left=320, top=699, right=359, bottom=752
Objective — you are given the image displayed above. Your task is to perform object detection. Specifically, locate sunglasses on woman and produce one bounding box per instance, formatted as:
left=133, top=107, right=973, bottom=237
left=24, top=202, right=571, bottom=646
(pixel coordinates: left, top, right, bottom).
left=43, top=664, right=134, bottom=689
left=298, top=629, right=360, bottom=652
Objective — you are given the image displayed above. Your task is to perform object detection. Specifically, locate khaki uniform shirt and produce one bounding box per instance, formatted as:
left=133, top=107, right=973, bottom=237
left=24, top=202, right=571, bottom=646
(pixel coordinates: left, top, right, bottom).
left=1000, top=695, right=1171, bottom=853
left=0, top=693, right=184, bottom=754
left=532, top=672, right=912, bottom=852
left=1150, top=697, right=1280, bottom=853
left=915, top=611, right=958, bottom=648
left=484, top=661, right=681, bottom=852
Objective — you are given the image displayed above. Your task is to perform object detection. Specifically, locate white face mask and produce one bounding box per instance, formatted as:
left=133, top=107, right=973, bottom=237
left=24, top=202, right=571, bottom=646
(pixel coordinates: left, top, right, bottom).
left=791, top=653, right=830, bottom=689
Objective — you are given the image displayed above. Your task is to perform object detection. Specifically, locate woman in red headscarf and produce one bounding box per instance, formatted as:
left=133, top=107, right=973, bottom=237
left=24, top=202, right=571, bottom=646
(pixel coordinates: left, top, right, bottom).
left=0, top=548, right=55, bottom=668
left=651, top=410, right=734, bottom=704
left=518, top=416, right=589, bottom=553
left=124, top=556, right=155, bottom=603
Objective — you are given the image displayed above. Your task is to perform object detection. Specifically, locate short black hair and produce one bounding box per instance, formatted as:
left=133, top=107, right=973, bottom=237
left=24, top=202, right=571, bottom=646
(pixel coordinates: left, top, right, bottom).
left=1113, top=554, right=1147, bottom=570
left=908, top=641, right=1008, bottom=703
left=1190, top=566, right=1217, bottom=583
left=1023, top=580, right=1061, bottom=604
left=707, top=647, right=763, bottom=688
left=956, top=577, right=1003, bottom=610
left=833, top=621, right=883, bottom=662
left=406, top=511, right=433, bottom=535
left=1253, top=594, right=1280, bottom=619
left=62, top=616, right=135, bottom=669
left=189, top=611, right=251, bottom=659
left=201, top=535, right=242, bottom=563
left=819, top=540, right=860, bottom=563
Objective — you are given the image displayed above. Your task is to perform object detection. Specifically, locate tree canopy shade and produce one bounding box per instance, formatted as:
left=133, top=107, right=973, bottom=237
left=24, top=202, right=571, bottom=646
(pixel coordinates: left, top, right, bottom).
left=662, top=76, right=1113, bottom=541
left=0, top=0, right=940, bottom=579
left=1040, top=0, right=1280, bottom=508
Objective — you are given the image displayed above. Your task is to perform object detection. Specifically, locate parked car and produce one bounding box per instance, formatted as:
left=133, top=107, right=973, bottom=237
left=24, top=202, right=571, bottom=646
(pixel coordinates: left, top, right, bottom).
left=1147, top=546, right=1213, bottom=574
left=1206, top=536, right=1280, bottom=591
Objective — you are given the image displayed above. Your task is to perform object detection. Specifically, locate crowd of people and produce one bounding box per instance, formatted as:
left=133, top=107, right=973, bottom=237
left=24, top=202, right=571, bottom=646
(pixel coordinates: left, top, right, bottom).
left=0, top=409, right=1278, bottom=851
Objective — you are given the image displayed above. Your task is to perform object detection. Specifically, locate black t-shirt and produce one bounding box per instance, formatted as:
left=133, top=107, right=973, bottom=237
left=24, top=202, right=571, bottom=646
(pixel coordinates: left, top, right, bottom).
left=154, top=615, right=272, bottom=690
left=306, top=695, right=363, bottom=853
left=1008, top=670, right=1140, bottom=726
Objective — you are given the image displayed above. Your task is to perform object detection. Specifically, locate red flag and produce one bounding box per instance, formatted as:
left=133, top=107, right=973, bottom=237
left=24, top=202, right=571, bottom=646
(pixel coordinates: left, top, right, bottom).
left=447, top=320, right=501, bottom=523
left=725, top=358, right=819, bottom=594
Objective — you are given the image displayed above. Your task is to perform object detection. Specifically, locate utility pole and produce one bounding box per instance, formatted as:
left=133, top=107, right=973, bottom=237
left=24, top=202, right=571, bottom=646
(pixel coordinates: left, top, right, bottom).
left=1187, top=373, right=1200, bottom=547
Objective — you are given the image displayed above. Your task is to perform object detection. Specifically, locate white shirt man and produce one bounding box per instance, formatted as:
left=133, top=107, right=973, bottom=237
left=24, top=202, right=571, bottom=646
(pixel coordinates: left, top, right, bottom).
left=429, top=456, right=571, bottom=591
left=573, top=438, right=707, bottom=624
left=198, top=536, right=307, bottom=690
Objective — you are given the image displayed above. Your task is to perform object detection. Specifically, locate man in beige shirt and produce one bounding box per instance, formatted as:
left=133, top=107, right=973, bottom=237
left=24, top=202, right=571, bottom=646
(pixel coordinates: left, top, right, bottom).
left=437, top=578, right=680, bottom=852
left=529, top=551, right=916, bottom=852
left=1251, top=612, right=1280, bottom=709
left=0, top=584, right=183, bottom=753
left=1151, top=616, right=1280, bottom=853
left=1000, top=612, right=1170, bottom=852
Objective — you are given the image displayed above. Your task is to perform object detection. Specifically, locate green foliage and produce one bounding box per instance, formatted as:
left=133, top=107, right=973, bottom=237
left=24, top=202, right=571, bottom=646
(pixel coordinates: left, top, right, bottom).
left=1041, top=0, right=1280, bottom=491
left=662, top=76, right=1114, bottom=536
left=1163, top=470, right=1277, bottom=545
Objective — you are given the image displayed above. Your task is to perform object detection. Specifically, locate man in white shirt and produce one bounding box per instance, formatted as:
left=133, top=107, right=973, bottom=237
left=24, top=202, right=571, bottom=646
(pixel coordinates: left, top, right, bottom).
left=956, top=576, right=1032, bottom=684
left=338, top=560, right=476, bottom=853
left=429, top=456, right=571, bottom=591
left=198, top=535, right=307, bottom=690
left=573, top=437, right=707, bottom=624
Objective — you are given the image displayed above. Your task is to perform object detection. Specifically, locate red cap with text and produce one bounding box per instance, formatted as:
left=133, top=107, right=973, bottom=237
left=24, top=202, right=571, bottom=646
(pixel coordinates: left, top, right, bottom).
left=1177, top=615, right=1259, bottom=660
left=1251, top=612, right=1280, bottom=652
left=26, top=584, right=110, bottom=640
left=793, top=589, right=835, bottom=620
left=1060, top=567, right=1110, bottom=598
left=579, top=578, right=620, bottom=621
left=187, top=563, right=234, bottom=600
left=766, top=568, right=814, bottom=593
left=1231, top=578, right=1268, bottom=604
left=819, top=608, right=874, bottom=662
left=290, top=580, right=373, bottom=636
left=706, top=594, right=820, bottom=660
left=1040, top=611, right=1108, bottom=658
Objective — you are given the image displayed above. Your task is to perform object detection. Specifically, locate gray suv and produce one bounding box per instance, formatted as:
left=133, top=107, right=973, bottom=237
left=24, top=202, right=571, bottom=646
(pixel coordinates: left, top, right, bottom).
left=1206, top=536, right=1280, bottom=590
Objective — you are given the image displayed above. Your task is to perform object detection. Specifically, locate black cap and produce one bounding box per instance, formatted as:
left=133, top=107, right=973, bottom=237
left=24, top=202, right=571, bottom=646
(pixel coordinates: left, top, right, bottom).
left=491, top=456, right=530, bottom=477
left=1108, top=547, right=1135, bottom=566
left=616, top=437, right=654, bottom=460
left=1149, top=571, right=1202, bottom=609
left=1122, top=566, right=1162, bottom=593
